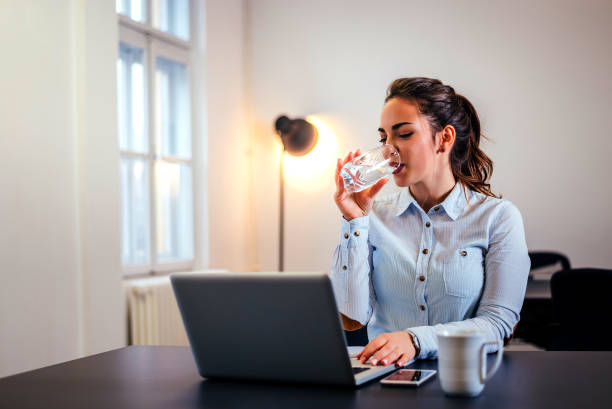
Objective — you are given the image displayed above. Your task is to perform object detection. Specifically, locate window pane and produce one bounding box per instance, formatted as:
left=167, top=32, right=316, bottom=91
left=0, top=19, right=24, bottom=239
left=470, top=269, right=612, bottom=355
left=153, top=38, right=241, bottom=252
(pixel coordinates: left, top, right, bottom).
left=116, top=0, right=146, bottom=23
left=154, top=0, right=190, bottom=41
left=118, top=43, right=148, bottom=153
left=155, top=161, right=194, bottom=263
left=121, top=157, right=151, bottom=265
left=156, top=57, right=191, bottom=158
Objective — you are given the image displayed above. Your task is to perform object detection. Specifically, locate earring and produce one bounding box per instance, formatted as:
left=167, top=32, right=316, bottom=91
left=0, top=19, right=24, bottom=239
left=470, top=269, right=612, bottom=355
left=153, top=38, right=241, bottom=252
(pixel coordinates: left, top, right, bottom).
left=438, top=147, right=445, bottom=153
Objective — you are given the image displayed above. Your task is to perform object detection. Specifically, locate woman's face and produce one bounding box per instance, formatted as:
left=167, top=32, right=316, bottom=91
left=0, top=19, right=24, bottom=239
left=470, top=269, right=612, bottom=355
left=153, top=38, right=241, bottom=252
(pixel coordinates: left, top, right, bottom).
left=378, top=97, right=439, bottom=187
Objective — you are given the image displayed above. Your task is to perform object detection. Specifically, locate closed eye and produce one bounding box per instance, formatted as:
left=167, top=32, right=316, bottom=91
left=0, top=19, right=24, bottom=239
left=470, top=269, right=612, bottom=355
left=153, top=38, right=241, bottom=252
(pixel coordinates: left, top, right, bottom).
left=379, top=132, right=413, bottom=144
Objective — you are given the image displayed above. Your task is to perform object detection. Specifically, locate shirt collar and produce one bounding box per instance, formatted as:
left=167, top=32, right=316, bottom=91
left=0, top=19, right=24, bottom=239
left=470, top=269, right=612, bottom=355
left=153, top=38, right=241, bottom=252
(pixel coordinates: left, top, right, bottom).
left=394, top=187, right=417, bottom=217
left=394, top=182, right=468, bottom=220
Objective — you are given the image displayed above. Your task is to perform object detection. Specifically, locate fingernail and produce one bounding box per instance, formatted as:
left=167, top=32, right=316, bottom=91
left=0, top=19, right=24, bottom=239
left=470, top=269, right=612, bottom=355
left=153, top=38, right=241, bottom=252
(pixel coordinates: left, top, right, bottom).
left=382, top=360, right=388, bottom=365
left=371, top=359, right=377, bottom=365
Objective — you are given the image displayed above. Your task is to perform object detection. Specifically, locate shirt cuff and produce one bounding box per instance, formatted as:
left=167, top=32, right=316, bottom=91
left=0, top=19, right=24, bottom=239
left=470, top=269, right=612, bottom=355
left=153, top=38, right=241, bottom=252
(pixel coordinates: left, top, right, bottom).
left=339, top=215, right=370, bottom=247
left=404, top=326, right=437, bottom=359
left=405, top=330, right=421, bottom=357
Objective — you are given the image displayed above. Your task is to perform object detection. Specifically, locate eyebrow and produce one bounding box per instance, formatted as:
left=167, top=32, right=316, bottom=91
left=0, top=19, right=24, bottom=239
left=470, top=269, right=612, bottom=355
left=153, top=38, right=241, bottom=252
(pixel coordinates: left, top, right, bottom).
left=378, top=122, right=413, bottom=133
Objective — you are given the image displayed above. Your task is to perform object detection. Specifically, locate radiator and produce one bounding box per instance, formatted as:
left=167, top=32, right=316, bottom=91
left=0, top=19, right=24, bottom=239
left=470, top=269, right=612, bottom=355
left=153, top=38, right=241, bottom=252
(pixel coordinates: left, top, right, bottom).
left=124, top=270, right=227, bottom=346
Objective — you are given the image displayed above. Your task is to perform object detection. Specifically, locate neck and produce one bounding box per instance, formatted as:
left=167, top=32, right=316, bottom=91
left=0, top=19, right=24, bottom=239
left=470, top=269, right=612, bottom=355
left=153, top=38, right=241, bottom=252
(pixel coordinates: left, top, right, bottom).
left=409, top=169, right=457, bottom=213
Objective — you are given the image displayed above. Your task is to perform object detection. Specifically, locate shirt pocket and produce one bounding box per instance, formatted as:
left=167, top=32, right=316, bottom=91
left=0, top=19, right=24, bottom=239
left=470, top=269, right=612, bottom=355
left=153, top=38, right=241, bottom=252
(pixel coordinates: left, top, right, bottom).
left=442, top=247, right=485, bottom=298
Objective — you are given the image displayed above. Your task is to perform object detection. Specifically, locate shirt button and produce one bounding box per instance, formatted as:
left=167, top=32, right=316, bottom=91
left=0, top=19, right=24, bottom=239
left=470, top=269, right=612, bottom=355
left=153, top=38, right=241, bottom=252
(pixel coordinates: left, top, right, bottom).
left=354, top=231, right=360, bottom=237
left=419, top=275, right=425, bottom=282
left=422, top=249, right=429, bottom=255
left=460, top=250, right=467, bottom=257
left=344, top=233, right=349, bottom=239
left=425, top=222, right=431, bottom=228
left=342, top=265, right=347, bottom=270
left=434, top=206, right=440, bottom=211
left=419, top=305, right=426, bottom=311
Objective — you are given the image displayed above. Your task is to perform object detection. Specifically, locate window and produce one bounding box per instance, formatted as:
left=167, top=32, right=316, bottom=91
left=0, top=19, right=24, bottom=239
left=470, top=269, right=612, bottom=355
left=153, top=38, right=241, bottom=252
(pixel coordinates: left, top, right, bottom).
left=117, top=0, right=195, bottom=275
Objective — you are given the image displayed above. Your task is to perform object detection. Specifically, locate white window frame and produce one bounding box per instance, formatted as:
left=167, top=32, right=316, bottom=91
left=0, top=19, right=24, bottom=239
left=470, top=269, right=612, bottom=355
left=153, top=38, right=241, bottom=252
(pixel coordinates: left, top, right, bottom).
left=118, top=0, right=199, bottom=276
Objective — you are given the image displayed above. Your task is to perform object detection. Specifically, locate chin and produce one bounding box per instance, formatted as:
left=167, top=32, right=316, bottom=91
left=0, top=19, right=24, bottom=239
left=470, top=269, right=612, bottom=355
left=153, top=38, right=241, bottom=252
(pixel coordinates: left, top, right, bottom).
left=392, top=173, right=411, bottom=187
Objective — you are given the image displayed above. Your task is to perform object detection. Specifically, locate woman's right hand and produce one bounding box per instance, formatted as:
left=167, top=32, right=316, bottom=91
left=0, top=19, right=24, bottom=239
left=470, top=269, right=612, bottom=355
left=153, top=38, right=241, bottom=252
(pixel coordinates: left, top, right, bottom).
left=334, top=150, right=389, bottom=221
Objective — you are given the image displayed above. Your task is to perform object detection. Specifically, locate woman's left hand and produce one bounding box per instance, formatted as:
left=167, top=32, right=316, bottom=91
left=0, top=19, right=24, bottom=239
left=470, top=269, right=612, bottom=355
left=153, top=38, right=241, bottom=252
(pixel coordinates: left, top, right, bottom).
left=355, top=331, right=417, bottom=367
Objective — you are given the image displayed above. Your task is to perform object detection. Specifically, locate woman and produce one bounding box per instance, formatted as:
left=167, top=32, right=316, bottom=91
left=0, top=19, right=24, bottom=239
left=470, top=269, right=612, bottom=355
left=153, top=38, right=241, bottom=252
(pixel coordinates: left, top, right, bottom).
left=331, top=77, right=530, bottom=367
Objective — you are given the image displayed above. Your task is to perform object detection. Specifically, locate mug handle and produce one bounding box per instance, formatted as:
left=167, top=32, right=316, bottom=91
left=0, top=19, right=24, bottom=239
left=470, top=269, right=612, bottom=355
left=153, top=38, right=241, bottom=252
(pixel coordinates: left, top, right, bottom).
left=479, top=339, right=503, bottom=384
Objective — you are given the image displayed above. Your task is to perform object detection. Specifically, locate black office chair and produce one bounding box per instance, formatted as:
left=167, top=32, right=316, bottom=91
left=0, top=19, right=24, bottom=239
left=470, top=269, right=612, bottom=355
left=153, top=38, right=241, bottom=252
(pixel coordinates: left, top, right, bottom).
left=514, top=251, right=571, bottom=348
left=548, top=268, right=612, bottom=351
left=528, top=251, right=571, bottom=278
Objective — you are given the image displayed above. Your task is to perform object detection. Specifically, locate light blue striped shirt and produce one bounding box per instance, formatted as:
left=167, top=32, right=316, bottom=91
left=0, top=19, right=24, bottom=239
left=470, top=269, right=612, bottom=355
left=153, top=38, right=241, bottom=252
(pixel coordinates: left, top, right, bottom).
left=329, top=182, right=530, bottom=359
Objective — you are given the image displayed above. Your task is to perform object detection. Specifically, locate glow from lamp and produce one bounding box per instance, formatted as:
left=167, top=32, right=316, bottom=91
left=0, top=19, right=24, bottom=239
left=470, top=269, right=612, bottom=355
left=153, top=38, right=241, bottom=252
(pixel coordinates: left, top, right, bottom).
left=283, top=115, right=338, bottom=191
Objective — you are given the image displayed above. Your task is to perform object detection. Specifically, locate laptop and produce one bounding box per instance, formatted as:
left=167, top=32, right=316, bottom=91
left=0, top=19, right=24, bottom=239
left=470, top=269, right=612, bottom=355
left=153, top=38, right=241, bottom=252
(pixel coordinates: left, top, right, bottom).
left=170, top=272, right=412, bottom=386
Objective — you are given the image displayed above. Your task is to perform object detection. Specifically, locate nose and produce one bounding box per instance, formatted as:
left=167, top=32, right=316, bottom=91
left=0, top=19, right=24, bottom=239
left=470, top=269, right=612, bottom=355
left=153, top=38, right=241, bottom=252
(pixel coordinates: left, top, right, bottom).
left=383, top=135, right=401, bottom=150
left=384, top=140, right=401, bottom=155
left=382, top=144, right=401, bottom=163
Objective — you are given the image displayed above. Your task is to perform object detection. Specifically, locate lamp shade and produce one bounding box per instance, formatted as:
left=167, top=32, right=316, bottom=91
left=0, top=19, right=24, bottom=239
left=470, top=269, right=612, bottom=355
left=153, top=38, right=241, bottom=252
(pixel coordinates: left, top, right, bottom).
left=274, top=115, right=318, bottom=156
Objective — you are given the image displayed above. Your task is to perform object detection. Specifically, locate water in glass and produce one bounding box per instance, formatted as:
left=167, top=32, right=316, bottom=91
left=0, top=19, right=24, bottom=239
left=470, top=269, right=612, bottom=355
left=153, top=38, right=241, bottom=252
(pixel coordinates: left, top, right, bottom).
left=340, top=145, right=400, bottom=192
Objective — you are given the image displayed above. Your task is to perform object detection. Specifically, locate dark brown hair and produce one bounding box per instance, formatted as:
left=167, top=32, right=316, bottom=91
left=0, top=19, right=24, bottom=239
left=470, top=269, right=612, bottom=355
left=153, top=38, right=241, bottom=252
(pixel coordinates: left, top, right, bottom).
left=385, top=77, right=498, bottom=198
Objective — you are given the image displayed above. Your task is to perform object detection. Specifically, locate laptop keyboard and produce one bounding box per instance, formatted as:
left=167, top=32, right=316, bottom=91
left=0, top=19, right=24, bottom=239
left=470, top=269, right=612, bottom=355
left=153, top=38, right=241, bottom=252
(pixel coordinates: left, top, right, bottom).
left=352, top=367, right=369, bottom=375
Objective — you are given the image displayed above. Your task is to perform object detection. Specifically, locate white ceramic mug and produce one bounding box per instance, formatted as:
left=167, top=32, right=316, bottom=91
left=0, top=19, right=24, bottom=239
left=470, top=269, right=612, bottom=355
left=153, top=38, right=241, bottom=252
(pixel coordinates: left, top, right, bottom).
left=436, top=329, right=503, bottom=397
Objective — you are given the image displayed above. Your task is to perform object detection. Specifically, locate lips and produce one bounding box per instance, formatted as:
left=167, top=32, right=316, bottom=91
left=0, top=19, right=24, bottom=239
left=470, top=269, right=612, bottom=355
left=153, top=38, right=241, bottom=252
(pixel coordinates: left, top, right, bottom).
left=392, top=164, right=405, bottom=175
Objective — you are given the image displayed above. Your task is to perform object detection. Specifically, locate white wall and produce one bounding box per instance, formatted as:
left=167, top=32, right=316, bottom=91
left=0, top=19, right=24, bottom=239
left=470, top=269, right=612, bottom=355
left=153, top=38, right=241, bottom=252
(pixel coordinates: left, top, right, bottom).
left=205, top=0, right=258, bottom=272
left=247, top=0, right=612, bottom=272
left=76, top=0, right=125, bottom=357
left=0, top=0, right=79, bottom=378
left=0, top=0, right=124, bottom=378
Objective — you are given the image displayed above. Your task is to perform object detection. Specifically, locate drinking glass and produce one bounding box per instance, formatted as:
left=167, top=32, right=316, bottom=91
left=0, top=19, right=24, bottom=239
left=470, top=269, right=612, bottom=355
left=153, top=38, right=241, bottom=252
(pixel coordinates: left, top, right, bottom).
left=340, top=145, right=401, bottom=192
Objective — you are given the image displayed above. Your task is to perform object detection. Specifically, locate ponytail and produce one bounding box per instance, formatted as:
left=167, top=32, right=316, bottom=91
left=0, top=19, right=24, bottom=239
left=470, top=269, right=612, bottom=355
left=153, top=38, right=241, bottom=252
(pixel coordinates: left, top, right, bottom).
left=453, top=95, right=496, bottom=198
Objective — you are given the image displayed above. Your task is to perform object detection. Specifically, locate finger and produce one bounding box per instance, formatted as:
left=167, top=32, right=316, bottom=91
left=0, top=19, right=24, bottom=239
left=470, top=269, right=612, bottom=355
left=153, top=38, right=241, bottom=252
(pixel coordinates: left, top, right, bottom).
left=335, top=158, right=345, bottom=182
left=359, top=336, right=388, bottom=364
left=377, top=345, right=402, bottom=366
left=342, top=150, right=357, bottom=167
left=371, top=344, right=399, bottom=366
left=396, top=352, right=414, bottom=367
left=366, top=178, right=389, bottom=198
left=335, top=158, right=342, bottom=179
left=336, top=172, right=345, bottom=195
left=335, top=162, right=345, bottom=191
left=341, top=152, right=353, bottom=167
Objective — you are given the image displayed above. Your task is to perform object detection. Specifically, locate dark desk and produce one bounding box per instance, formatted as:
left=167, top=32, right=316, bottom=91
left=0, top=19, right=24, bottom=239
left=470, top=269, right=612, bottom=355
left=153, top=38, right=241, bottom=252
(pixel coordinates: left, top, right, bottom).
left=1, top=346, right=611, bottom=409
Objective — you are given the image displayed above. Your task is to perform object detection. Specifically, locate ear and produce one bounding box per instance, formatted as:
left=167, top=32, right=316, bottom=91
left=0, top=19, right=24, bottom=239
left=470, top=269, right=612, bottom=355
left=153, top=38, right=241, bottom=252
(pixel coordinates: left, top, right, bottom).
left=438, top=125, right=456, bottom=152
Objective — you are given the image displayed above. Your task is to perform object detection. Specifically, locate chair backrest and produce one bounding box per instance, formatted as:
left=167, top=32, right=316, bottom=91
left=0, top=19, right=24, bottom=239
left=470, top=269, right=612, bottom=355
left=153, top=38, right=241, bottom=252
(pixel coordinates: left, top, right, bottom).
left=528, top=251, right=571, bottom=271
left=549, top=268, right=612, bottom=351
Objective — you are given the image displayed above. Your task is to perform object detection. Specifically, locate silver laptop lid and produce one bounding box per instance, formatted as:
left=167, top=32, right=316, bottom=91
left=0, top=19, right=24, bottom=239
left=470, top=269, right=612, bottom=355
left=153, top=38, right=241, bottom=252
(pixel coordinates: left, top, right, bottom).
left=170, top=272, right=357, bottom=385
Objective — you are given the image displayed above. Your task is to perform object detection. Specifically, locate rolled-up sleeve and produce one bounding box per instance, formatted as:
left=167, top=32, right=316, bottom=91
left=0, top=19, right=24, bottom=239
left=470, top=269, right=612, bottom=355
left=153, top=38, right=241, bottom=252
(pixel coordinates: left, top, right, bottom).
left=406, top=202, right=530, bottom=359
left=329, top=215, right=376, bottom=325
